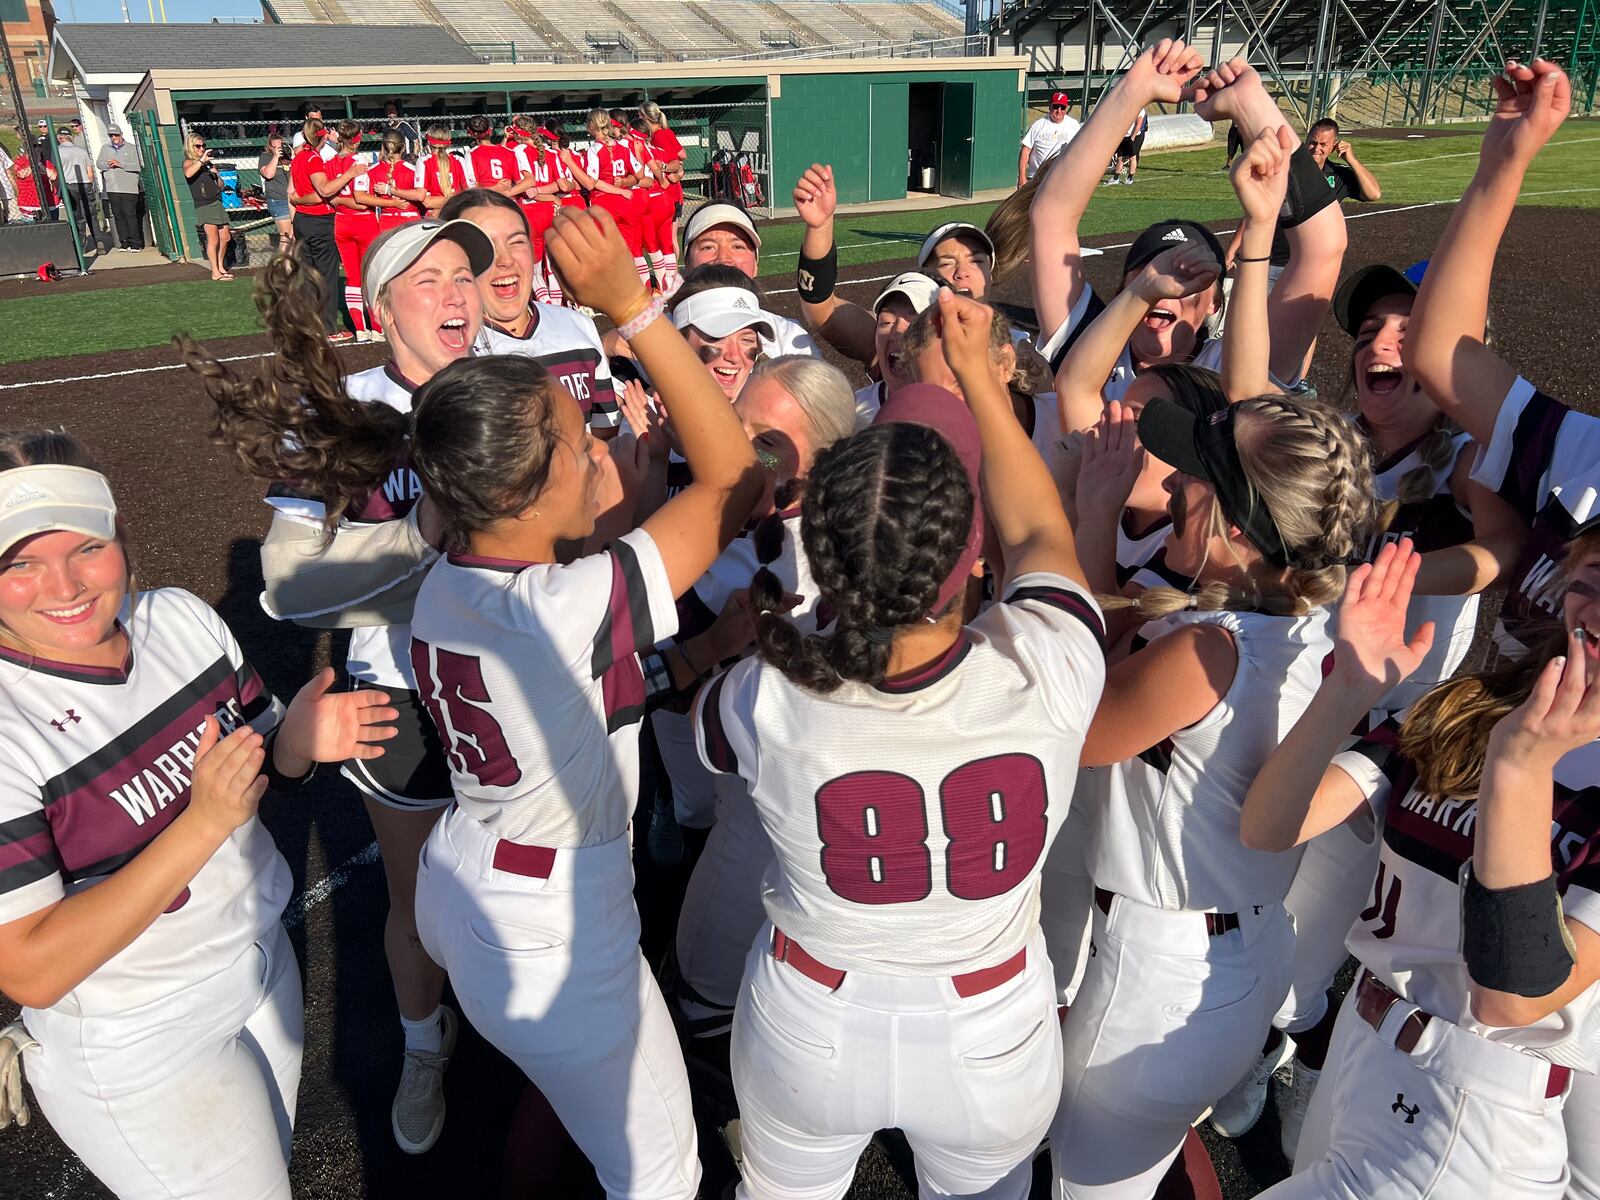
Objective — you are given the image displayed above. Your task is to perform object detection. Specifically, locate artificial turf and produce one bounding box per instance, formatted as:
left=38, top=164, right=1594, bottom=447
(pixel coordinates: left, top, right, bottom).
left=4, top=117, right=1600, bottom=367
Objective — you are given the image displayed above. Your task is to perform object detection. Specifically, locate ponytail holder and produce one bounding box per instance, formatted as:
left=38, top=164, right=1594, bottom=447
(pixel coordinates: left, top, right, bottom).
left=426, top=135, right=451, bottom=148
left=1183, top=594, right=1200, bottom=609
left=861, top=626, right=895, bottom=646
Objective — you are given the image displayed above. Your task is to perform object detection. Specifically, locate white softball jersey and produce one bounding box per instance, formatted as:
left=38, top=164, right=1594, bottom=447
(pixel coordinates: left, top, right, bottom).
left=1084, top=605, right=1333, bottom=913
left=475, top=302, right=621, bottom=430
left=0, top=588, right=291, bottom=1016
left=1472, top=376, right=1600, bottom=659
left=1038, top=282, right=1224, bottom=402
left=408, top=527, right=678, bottom=848
left=694, top=573, right=1106, bottom=976
left=1333, top=721, right=1600, bottom=1071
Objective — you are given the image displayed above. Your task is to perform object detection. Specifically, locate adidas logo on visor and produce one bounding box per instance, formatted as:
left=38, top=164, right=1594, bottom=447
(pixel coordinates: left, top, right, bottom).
left=3, top=483, right=48, bottom=509
left=1161, top=228, right=1188, bottom=243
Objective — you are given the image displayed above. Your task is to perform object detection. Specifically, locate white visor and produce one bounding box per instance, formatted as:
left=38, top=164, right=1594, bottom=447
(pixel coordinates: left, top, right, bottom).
left=0, top=465, right=118, bottom=559
left=682, top=202, right=762, bottom=250
left=671, top=287, right=777, bottom=341
left=918, top=221, right=996, bottom=269
left=873, top=271, right=942, bottom=316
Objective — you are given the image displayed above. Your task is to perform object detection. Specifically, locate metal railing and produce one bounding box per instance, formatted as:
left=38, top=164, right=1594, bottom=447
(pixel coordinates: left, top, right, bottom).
left=714, top=30, right=988, bottom=57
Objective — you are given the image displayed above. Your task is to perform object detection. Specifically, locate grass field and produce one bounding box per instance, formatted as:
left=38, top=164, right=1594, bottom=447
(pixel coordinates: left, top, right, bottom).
left=5, top=117, right=1600, bottom=366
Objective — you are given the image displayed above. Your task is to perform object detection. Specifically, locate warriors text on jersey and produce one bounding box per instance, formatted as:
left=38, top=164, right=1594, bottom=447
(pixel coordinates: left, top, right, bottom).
left=475, top=304, right=620, bottom=430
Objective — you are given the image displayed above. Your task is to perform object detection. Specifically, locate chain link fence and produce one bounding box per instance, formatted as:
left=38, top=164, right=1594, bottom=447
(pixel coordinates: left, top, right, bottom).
left=180, top=100, right=771, bottom=266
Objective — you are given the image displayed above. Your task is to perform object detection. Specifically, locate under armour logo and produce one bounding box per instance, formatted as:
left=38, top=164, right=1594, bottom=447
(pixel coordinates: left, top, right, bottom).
left=49, top=709, right=81, bottom=732
left=1392, top=1094, right=1419, bottom=1123
left=1161, top=228, right=1188, bottom=243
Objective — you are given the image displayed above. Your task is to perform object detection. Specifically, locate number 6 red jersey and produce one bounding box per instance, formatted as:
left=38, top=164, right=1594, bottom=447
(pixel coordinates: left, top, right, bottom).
left=694, top=573, right=1105, bottom=975
left=408, top=527, right=678, bottom=847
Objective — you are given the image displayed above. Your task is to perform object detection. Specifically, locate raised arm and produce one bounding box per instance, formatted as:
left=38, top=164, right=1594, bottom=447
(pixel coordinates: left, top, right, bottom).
left=1029, top=39, right=1203, bottom=341
left=1241, top=541, right=1434, bottom=850
left=1469, top=635, right=1600, bottom=1026
left=1413, top=460, right=1528, bottom=596
left=1223, top=127, right=1294, bottom=401
left=547, top=207, right=763, bottom=596
left=1336, top=140, right=1382, bottom=201
left=792, top=163, right=876, bottom=362
left=942, top=290, right=1086, bottom=591
left=1407, top=60, right=1571, bottom=446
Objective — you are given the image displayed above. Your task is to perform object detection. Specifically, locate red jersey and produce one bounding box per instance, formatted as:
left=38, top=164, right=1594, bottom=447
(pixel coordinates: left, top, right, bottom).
left=584, top=142, right=639, bottom=188
left=421, top=153, right=468, bottom=199
left=464, top=143, right=524, bottom=191
left=628, top=135, right=666, bottom=199
left=331, top=154, right=373, bottom=227
left=13, top=157, right=56, bottom=210
left=290, top=145, right=333, bottom=216
left=555, top=151, right=586, bottom=208
left=649, top=127, right=685, bottom=204
left=369, top=160, right=424, bottom=223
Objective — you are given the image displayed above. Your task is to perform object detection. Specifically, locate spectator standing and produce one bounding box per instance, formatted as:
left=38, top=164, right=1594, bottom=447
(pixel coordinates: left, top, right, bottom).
left=184, top=130, right=233, bottom=281
left=258, top=132, right=293, bottom=253
left=292, top=105, right=335, bottom=161
left=55, top=126, right=108, bottom=253
left=96, top=124, right=145, bottom=251
left=1019, top=92, right=1081, bottom=186
left=383, top=102, right=420, bottom=158
left=1305, top=116, right=1382, bottom=203
left=0, top=138, right=16, bottom=224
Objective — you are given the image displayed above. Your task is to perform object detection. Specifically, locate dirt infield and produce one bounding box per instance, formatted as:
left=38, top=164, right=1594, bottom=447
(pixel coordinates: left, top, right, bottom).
left=1, top=201, right=1595, bottom=1200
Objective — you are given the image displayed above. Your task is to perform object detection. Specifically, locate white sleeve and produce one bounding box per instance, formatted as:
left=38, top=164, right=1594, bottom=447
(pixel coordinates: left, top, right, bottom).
left=1037, top=282, right=1101, bottom=369
left=692, top=537, right=761, bottom=616
left=1021, top=119, right=1040, bottom=150
left=770, top=316, right=820, bottom=359
left=0, top=753, right=64, bottom=925
left=1330, top=716, right=1408, bottom=820
left=169, top=590, right=286, bottom=736
left=693, top=656, right=763, bottom=783
left=585, top=145, right=603, bottom=177
left=981, top=572, right=1107, bottom=733
left=1469, top=375, right=1600, bottom=527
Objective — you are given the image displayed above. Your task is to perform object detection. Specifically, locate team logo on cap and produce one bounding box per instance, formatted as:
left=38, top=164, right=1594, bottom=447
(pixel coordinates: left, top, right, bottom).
left=2, top=482, right=47, bottom=509
left=1161, top=228, right=1188, bottom=243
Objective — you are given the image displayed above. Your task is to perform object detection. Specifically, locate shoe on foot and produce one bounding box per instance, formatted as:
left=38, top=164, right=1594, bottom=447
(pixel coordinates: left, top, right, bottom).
left=1209, top=1034, right=1294, bottom=1138
left=327, top=331, right=355, bottom=344
left=1275, top=1057, right=1321, bottom=1163
left=392, top=1007, right=457, bottom=1154
left=647, top=798, right=684, bottom=867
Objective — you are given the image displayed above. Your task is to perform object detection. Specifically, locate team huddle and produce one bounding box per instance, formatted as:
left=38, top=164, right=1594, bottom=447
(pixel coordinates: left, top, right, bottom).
left=0, top=43, right=1597, bottom=1200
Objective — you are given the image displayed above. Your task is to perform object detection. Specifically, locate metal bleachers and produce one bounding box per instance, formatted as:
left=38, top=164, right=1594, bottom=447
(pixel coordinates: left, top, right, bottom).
left=433, top=0, right=550, bottom=48
left=360, top=0, right=440, bottom=23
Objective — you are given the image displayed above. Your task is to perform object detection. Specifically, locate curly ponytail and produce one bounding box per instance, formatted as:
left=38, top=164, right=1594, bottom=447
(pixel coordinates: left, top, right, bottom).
left=1109, top=394, right=1382, bottom=619
left=754, top=423, right=974, bottom=693
left=178, top=255, right=408, bottom=532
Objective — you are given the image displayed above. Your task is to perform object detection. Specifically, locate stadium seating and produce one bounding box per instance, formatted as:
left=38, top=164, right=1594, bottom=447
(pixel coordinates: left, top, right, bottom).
left=265, top=0, right=964, bottom=60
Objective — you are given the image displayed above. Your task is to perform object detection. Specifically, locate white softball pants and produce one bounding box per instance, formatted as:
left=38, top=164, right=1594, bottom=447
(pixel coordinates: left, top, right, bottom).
left=22, top=922, right=303, bottom=1200
left=1038, top=797, right=1096, bottom=1008
left=1265, top=985, right=1570, bottom=1198
left=731, top=924, right=1060, bottom=1200
left=1050, top=892, right=1294, bottom=1199
left=414, top=806, right=701, bottom=1200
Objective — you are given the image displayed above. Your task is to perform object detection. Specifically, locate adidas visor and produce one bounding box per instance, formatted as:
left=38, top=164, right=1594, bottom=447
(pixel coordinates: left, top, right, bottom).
left=0, top=466, right=119, bottom=560
left=362, top=218, right=495, bottom=316
left=671, top=287, right=777, bottom=341
left=1123, top=219, right=1226, bottom=278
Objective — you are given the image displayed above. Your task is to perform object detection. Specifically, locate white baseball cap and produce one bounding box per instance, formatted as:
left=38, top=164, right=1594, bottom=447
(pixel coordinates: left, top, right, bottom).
left=0, top=466, right=118, bottom=559
left=361, top=218, right=494, bottom=315
left=671, top=287, right=776, bottom=341
left=918, top=221, right=996, bottom=268
left=682, top=202, right=762, bottom=250
left=873, top=271, right=942, bottom=316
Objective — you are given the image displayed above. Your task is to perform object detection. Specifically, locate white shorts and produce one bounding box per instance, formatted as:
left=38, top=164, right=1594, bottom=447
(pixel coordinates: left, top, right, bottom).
left=1266, top=982, right=1570, bottom=1198
left=22, top=922, right=303, bottom=1200
left=414, top=805, right=701, bottom=1199
left=731, top=923, right=1058, bottom=1200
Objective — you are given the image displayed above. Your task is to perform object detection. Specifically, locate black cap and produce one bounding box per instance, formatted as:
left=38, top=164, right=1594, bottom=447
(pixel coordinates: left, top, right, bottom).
left=1137, top=398, right=1294, bottom=569
left=1123, top=220, right=1227, bottom=278
left=1333, top=264, right=1417, bottom=336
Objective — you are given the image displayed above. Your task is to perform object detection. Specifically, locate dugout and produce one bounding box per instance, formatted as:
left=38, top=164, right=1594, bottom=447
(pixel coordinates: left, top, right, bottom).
left=123, top=56, right=1028, bottom=264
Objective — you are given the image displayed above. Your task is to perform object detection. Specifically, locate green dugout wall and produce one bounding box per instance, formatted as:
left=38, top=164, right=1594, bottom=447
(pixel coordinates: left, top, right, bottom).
left=128, top=56, right=1026, bottom=262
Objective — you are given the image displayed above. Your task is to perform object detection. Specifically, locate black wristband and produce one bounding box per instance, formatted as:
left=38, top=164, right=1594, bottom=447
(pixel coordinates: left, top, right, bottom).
left=1280, top=144, right=1340, bottom=229
left=1234, top=254, right=1272, bottom=263
left=262, top=729, right=318, bottom=791
left=1462, top=868, right=1577, bottom=997
left=797, top=242, right=838, bottom=305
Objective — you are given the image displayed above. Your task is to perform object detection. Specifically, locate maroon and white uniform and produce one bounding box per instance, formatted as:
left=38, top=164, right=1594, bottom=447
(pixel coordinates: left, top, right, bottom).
left=1261, top=725, right=1600, bottom=1198
left=473, top=303, right=620, bottom=431
left=697, top=575, right=1105, bottom=1200
left=4, top=588, right=304, bottom=1200
left=408, top=528, right=700, bottom=1198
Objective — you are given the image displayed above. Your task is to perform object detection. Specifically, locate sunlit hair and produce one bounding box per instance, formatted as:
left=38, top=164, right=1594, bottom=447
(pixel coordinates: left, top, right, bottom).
left=424, top=123, right=456, bottom=200
left=379, top=130, right=406, bottom=160
left=0, top=430, right=137, bottom=659
left=898, top=301, right=1018, bottom=387
left=747, top=356, right=858, bottom=457
left=638, top=100, right=668, bottom=129
left=1104, top=394, right=1381, bottom=619
left=1399, top=530, right=1600, bottom=797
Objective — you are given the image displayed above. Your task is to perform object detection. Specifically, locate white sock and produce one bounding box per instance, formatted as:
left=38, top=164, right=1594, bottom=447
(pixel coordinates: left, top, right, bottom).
left=400, top=1006, right=444, bottom=1055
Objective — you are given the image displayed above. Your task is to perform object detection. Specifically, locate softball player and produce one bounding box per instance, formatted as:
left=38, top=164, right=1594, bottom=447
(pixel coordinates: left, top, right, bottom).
left=696, top=290, right=1105, bottom=1200
left=405, top=204, right=764, bottom=1199
left=188, top=218, right=496, bottom=1155
left=666, top=356, right=858, bottom=1036
left=365, top=130, right=426, bottom=231
left=846, top=271, right=941, bottom=424
left=0, top=430, right=394, bottom=1200
left=678, top=202, right=817, bottom=357
left=461, top=115, right=529, bottom=201
left=640, top=102, right=684, bottom=269
left=1049, top=386, right=1381, bottom=1198
left=419, top=125, right=466, bottom=213
left=628, top=118, right=678, bottom=292
left=329, top=121, right=378, bottom=341
left=438, top=189, right=620, bottom=433
left=1240, top=538, right=1600, bottom=1199
left=578, top=110, right=649, bottom=288
left=505, top=118, right=561, bottom=303
left=291, top=118, right=362, bottom=340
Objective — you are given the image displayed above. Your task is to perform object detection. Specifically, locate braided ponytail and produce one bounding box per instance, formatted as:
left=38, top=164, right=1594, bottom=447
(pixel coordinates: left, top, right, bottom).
left=1392, top=413, right=1463, bottom=507
left=1111, top=394, right=1381, bottom=619
left=754, top=423, right=974, bottom=693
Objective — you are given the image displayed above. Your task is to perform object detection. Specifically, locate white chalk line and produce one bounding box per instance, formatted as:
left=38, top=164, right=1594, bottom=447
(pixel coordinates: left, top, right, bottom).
left=0, top=344, right=363, bottom=392
left=282, top=838, right=383, bottom=929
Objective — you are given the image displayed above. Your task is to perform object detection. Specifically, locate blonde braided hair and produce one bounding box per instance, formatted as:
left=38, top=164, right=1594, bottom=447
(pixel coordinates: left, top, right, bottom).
left=1105, top=394, right=1382, bottom=619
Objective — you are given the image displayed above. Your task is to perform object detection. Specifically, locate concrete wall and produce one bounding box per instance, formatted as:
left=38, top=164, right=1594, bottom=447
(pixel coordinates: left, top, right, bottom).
left=771, top=66, right=1023, bottom=203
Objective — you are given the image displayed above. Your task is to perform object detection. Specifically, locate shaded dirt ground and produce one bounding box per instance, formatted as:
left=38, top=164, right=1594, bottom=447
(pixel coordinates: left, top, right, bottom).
left=0, top=201, right=1595, bottom=1200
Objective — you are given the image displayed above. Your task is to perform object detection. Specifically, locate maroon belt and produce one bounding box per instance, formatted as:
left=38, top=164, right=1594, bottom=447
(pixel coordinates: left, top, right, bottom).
left=1355, top=971, right=1570, bottom=1100
left=492, top=838, right=557, bottom=879
left=770, top=929, right=1027, bottom=998
left=1093, top=887, right=1241, bottom=936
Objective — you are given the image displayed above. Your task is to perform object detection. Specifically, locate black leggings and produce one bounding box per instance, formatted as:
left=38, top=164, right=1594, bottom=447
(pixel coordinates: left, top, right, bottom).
left=293, top=211, right=341, bottom=331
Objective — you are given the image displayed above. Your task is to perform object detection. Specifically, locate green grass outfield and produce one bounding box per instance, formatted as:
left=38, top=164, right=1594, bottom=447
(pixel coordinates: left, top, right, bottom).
left=6, top=119, right=1600, bottom=368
